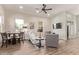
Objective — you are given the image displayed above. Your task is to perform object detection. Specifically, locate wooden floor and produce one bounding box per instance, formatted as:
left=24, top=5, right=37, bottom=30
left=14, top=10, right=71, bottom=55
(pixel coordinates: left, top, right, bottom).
left=0, top=38, right=79, bottom=55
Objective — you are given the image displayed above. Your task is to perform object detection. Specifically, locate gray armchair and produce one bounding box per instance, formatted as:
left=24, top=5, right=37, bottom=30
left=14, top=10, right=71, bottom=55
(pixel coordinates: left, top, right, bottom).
left=45, top=34, right=59, bottom=48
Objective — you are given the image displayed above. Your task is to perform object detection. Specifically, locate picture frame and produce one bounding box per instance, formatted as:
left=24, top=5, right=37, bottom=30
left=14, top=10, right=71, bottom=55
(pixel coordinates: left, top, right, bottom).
left=38, top=21, right=43, bottom=32
left=29, top=22, right=34, bottom=29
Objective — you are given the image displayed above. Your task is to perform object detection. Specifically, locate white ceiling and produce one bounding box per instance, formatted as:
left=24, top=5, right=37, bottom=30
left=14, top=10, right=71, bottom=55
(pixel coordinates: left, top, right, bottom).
left=2, top=4, right=79, bottom=18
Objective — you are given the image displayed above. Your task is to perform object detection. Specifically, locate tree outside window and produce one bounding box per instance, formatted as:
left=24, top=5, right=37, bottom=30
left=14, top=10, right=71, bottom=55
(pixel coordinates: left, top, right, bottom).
left=15, top=19, right=24, bottom=31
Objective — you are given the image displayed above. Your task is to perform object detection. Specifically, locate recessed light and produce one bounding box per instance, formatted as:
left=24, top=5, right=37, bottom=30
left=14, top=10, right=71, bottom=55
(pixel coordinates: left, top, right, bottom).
left=19, top=6, right=23, bottom=9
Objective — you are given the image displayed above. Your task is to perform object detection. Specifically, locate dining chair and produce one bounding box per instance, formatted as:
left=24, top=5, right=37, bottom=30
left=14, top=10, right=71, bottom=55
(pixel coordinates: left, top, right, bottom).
left=7, top=33, right=13, bottom=45
left=11, top=33, right=17, bottom=45
left=1, top=33, right=8, bottom=48
left=15, top=33, right=20, bottom=44
left=19, top=32, right=24, bottom=43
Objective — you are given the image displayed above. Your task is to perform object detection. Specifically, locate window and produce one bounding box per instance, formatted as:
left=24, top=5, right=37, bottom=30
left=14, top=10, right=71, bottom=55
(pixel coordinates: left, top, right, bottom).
left=15, top=19, right=24, bottom=30
left=0, top=16, right=2, bottom=24
left=0, top=16, right=3, bottom=32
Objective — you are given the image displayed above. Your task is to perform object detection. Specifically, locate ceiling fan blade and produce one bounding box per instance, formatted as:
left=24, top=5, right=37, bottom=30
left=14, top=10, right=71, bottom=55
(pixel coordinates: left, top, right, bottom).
left=45, top=8, right=52, bottom=10
left=36, top=4, right=52, bottom=14
left=43, top=10, right=47, bottom=14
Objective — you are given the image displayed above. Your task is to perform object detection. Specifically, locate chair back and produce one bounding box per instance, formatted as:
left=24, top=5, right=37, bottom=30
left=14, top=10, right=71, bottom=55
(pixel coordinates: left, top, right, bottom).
left=19, top=32, right=24, bottom=39
left=1, top=33, right=7, bottom=40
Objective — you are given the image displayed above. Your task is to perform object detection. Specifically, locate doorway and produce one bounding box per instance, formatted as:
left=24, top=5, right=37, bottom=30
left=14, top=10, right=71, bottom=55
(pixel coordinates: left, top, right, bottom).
left=67, top=25, right=69, bottom=40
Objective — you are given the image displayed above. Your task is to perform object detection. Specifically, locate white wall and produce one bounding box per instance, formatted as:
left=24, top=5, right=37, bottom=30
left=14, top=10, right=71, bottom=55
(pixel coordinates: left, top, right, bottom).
left=4, top=10, right=51, bottom=37
left=0, top=6, right=5, bottom=32
left=50, top=12, right=76, bottom=40
left=0, top=6, right=5, bottom=42
left=66, top=12, right=76, bottom=39
left=50, top=12, right=67, bottom=40
left=76, top=15, right=79, bottom=38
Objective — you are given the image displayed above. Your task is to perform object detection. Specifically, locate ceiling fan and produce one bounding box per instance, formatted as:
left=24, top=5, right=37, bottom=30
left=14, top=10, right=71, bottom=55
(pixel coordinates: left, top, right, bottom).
left=36, top=4, right=52, bottom=14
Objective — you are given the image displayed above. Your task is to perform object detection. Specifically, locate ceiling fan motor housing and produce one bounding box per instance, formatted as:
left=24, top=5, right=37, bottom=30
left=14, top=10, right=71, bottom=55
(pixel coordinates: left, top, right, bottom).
left=42, top=4, right=52, bottom=14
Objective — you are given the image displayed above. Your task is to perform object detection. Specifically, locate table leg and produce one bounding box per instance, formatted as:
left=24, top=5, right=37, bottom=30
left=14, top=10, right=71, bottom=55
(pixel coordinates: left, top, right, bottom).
left=18, top=38, right=20, bottom=43
left=38, top=40, right=41, bottom=48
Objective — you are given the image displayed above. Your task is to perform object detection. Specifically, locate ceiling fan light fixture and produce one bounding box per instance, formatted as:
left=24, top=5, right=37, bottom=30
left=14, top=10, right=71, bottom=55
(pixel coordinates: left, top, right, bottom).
left=36, top=10, right=39, bottom=13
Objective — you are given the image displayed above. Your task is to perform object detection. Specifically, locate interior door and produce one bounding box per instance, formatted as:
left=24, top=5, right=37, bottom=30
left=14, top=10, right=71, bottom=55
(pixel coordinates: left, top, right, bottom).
left=67, top=25, right=69, bottom=40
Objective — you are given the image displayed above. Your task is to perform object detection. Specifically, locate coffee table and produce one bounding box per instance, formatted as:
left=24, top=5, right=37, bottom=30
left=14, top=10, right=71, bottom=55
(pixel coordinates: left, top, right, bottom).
left=36, top=38, right=44, bottom=48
